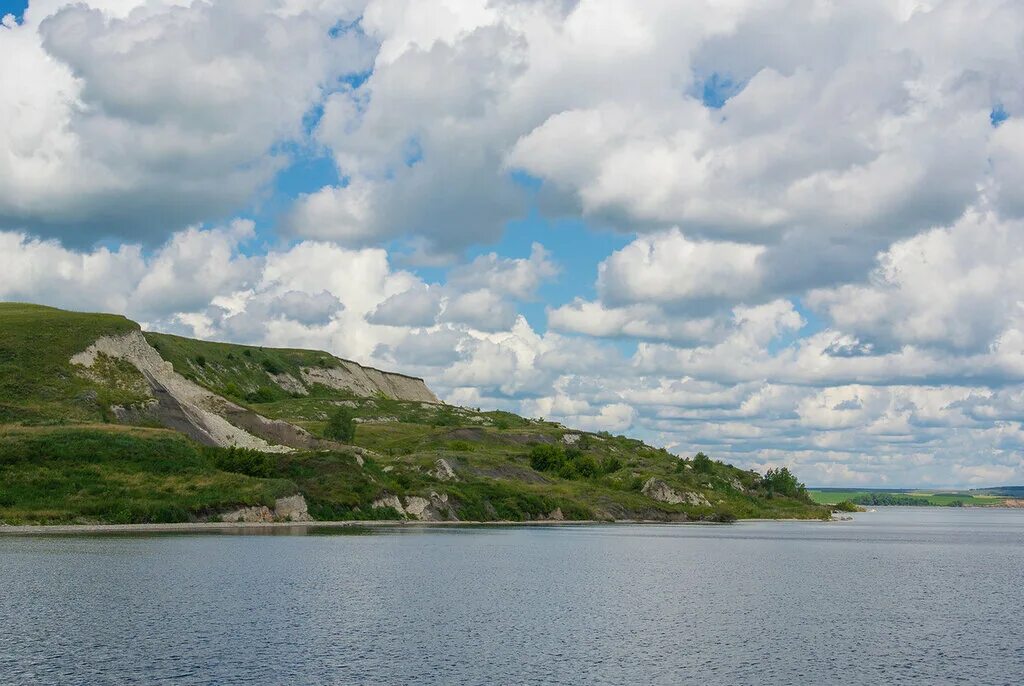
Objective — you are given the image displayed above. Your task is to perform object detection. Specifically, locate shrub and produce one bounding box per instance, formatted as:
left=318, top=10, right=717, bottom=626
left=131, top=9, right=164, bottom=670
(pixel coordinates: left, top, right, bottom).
left=431, top=407, right=459, bottom=427
left=530, top=444, right=619, bottom=480
left=692, top=452, right=714, bottom=473
left=529, top=444, right=565, bottom=472
left=601, top=456, right=622, bottom=474
left=575, top=454, right=599, bottom=478
left=761, top=466, right=806, bottom=498
left=244, top=387, right=275, bottom=403
left=194, top=355, right=207, bottom=368
left=324, top=407, right=356, bottom=443
left=261, top=358, right=283, bottom=375
left=209, top=446, right=275, bottom=479
left=833, top=500, right=860, bottom=512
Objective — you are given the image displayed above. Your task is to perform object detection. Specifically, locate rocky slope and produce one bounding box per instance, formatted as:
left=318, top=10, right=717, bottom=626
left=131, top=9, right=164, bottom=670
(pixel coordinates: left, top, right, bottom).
left=0, top=302, right=830, bottom=525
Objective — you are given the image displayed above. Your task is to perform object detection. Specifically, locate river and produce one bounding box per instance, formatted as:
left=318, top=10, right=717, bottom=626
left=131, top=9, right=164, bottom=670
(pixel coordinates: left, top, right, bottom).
left=1, top=507, right=1021, bottom=685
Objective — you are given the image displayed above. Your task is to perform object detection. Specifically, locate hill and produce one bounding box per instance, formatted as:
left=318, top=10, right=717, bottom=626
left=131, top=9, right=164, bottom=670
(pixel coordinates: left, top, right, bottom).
left=0, top=303, right=830, bottom=525
left=808, top=488, right=1012, bottom=507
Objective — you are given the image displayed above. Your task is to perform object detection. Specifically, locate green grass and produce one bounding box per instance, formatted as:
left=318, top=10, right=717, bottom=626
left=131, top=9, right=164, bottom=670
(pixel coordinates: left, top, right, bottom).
left=0, top=302, right=833, bottom=524
left=0, top=426, right=296, bottom=524
left=808, top=488, right=1007, bottom=507
left=0, top=303, right=144, bottom=424
left=144, top=331, right=335, bottom=404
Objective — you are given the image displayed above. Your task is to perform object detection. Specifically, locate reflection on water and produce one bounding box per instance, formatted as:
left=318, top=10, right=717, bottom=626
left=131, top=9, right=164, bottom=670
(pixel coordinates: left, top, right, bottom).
left=1, top=508, right=1022, bottom=685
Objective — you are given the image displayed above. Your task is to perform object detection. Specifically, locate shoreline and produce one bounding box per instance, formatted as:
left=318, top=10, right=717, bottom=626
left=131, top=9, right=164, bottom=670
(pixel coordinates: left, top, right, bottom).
left=0, top=517, right=835, bottom=536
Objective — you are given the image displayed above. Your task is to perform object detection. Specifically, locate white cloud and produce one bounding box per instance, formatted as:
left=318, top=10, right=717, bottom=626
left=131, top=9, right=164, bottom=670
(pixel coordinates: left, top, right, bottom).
left=597, top=229, right=764, bottom=305
left=808, top=209, right=1024, bottom=352
left=439, top=289, right=516, bottom=332
left=368, top=284, right=443, bottom=327
left=548, top=299, right=726, bottom=345
left=448, top=243, right=557, bottom=300
left=0, top=0, right=372, bottom=243
left=4, top=0, right=1024, bottom=487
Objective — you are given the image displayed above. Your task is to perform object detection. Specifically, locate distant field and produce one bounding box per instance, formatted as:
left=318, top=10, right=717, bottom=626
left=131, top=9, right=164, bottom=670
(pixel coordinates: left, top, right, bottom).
left=809, top=489, right=1007, bottom=507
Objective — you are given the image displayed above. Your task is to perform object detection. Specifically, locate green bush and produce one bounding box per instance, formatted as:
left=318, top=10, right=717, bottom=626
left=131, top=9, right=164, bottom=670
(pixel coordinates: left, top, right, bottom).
left=529, top=444, right=565, bottom=472
left=208, top=446, right=276, bottom=479
left=245, top=387, right=275, bottom=403
left=601, top=456, right=623, bottom=474
left=692, top=452, right=713, bottom=473
left=324, top=407, right=356, bottom=443
left=575, top=454, right=599, bottom=478
left=529, top=444, right=618, bottom=480
left=261, top=358, right=283, bottom=375
left=194, top=355, right=207, bottom=368
left=761, top=467, right=806, bottom=498
left=832, top=500, right=860, bottom=512
left=430, top=407, right=459, bottom=427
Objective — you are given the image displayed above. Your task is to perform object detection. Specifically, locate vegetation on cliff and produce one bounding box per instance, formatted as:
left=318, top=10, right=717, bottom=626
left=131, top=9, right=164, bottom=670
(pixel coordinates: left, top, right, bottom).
left=0, top=303, right=830, bottom=525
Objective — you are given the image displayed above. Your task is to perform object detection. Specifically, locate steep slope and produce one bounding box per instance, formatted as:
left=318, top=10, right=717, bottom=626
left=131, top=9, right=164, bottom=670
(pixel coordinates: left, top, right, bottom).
left=144, top=331, right=438, bottom=404
left=0, top=303, right=831, bottom=525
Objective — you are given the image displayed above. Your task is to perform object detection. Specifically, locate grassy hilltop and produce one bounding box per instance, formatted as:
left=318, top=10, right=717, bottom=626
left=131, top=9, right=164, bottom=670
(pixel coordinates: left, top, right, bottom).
left=0, top=303, right=830, bottom=525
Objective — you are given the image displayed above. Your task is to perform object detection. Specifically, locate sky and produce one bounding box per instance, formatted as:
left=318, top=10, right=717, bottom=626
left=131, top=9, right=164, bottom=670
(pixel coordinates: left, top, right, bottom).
left=2, top=0, right=1024, bottom=488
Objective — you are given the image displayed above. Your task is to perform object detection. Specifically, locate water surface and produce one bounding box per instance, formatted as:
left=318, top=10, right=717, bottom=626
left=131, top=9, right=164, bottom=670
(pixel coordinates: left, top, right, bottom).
left=1, top=508, right=1022, bottom=685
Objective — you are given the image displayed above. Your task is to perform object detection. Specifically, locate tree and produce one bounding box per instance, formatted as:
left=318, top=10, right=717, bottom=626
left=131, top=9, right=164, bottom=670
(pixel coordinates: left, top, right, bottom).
left=761, top=467, right=805, bottom=498
left=529, top=444, right=565, bottom=472
left=692, top=451, right=713, bottom=473
left=324, top=407, right=356, bottom=443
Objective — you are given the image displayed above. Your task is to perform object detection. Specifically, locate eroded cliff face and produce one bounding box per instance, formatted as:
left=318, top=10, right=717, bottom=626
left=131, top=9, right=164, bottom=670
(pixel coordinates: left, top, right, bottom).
left=299, top=361, right=438, bottom=403
left=70, top=329, right=440, bottom=451
left=72, top=331, right=296, bottom=452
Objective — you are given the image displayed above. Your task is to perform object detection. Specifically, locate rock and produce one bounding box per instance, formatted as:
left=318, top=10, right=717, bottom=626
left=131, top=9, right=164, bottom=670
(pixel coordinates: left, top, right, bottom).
left=219, top=495, right=312, bottom=522
left=221, top=505, right=274, bottom=523
left=729, top=477, right=745, bottom=493
left=642, top=478, right=711, bottom=507
left=432, top=458, right=458, bottom=481
left=300, top=363, right=438, bottom=403
left=404, top=492, right=456, bottom=521
left=71, top=331, right=292, bottom=453
left=561, top=433, right=581, bottom=445
left=269, top=372, right=308, bottom=396
left=547, top=507, right=564, bottom=521
left=371, top=494, right=406, bottom=516
left=274, top=495, right=312, bottom=522
left=403, top=496, right=431, bottom=519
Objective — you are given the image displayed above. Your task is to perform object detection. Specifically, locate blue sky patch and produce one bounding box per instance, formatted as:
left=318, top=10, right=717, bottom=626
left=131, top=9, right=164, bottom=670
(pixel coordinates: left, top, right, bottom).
left=991, top=104, right=1009, bottom=127
left=696, top=72, right=744, bottom=109
left=0, top=0, right=27, bottom=22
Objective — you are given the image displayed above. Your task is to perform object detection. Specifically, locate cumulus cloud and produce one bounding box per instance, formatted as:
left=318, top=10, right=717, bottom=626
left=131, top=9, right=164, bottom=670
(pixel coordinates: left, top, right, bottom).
left=0, top=0, right=372, bottom=243
left=448, top=243, right=558, bottom=300
left=808, top=209, right=1024, bottom=353
left=368, top=285, right=443, bottom=327
left=597, top=229, right=764, bottom=306
left=4, top=0, right=1024, bottom=487
left=439, top=289, right=517, bottom=332
left=548, top=299, right=726, bottom=345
